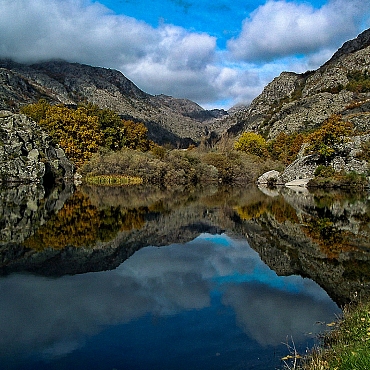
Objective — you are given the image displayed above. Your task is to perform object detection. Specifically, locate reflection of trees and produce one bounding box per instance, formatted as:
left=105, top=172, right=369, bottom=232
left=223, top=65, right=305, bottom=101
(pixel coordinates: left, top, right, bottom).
left=234, top=188, right=369, bottom=259
left=302, top=217, right=355, bottom=259
left=23, top=191, right=146, bottom=250
left=235, top=196, right=299, bottom=224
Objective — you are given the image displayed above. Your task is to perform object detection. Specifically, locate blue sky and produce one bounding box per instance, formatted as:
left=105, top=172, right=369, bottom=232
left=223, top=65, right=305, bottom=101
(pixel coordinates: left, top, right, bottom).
left=1, top=0, right=370, bottom=109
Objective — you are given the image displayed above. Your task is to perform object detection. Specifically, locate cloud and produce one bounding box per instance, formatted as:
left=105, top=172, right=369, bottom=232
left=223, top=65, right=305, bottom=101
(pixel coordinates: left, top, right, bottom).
left=0, top=233, right=339, bottom=365
left=0, top=0, right=158, bottom=66
left=222, top=282, right=340, bottom=346
left=0, top=0, right=369, bottom=108
left=228, top=0, right=369, bottom=62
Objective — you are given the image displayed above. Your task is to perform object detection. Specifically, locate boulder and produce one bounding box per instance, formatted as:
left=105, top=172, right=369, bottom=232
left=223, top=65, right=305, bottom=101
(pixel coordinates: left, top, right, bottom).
left=0, top=111, right=74, bottom=184
left=257, top=170, right=283, bottom=185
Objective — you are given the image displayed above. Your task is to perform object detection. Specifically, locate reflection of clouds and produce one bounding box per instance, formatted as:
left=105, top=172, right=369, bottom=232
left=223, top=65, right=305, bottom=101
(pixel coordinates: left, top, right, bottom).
left=222, top=282, right=341, bottom=346
left=0, top=234, right=339, bottom=362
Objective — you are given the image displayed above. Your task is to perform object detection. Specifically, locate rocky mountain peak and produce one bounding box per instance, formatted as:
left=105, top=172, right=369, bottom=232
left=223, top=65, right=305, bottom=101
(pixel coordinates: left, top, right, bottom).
left=226, top=28, right=370, bottom=140
left=327, top=28, right=370, bottom=64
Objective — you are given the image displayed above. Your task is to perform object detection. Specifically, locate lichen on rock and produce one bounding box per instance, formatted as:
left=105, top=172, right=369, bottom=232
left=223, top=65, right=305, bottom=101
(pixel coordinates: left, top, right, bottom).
left=0, top=111, right=74, bottom=184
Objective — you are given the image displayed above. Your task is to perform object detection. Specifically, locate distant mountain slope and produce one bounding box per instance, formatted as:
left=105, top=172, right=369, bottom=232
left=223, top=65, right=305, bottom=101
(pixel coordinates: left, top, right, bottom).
left=225, top=28, right=370, bottom=139
left=0, top=60, right=228, bottom=146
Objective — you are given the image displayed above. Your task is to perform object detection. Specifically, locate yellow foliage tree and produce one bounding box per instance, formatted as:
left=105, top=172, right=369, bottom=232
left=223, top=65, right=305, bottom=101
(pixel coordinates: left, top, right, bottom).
left=234, top=132, right=268, bottom=158
left=38, top=106, right=103, bottom=167
left=121, top=120, right=153, bottom=151
left=305, top=115, right=353, bottom=160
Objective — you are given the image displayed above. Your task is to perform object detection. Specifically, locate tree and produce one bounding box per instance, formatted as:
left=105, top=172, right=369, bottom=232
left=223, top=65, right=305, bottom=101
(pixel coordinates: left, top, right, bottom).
left=38, top=105, right=103, bottom=167
left=121, top=120, right=153, bottom=151
left=305, top=114, right=353, bottom=161
left=234, top=132, right=268, bottom=158
left=267, top=132, right=304, bottom=164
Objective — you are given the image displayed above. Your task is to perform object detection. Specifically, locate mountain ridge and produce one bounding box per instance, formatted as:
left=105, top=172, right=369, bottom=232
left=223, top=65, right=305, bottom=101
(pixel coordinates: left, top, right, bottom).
left=2, top=28, right=370, bottom=146
left=224, top=28, right=370, bottom=139
left=0, top=59, right=228, bottom=146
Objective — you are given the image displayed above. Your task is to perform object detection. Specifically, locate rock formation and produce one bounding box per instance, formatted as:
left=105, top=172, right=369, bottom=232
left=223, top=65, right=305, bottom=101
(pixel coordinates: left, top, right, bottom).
left=0, top=111, right=74, bottom=184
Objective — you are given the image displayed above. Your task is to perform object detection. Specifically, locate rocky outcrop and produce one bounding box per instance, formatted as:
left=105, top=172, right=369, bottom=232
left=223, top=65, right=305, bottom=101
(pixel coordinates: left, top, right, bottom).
left=257, top=133, right=370, bottom=186
left=226, top=29, right=370, bottom=140
left=0, top=111, right=74, bottom=184
left=256, top=170, right=282, bottom=185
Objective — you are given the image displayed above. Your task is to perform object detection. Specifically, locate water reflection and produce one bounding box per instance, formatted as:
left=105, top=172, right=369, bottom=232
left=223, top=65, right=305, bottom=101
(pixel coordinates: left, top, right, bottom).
left=1, top=183, right=370, bottom=306
left=0, top=234, right=340, bottom=370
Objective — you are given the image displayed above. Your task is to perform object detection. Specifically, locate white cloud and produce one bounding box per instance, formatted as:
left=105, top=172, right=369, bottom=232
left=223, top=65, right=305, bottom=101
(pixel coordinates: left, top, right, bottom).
left=228, top=0, right=369, bottom=62
left=0, top=0, right=369, bottom=108
left=0, top=0, right=158, bottom=66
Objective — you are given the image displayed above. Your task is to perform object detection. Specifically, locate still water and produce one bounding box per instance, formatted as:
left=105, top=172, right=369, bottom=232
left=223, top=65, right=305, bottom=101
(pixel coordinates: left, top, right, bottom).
left=1, top=183, right=369, bottom=369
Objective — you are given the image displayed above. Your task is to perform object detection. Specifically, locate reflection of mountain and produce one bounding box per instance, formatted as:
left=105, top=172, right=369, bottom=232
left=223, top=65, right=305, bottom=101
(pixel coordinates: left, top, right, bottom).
left=0, top=185, right=225, bottom=276
left=1, top=184, right=370, bottom=306
left=235, top=186, right=370, bottom=306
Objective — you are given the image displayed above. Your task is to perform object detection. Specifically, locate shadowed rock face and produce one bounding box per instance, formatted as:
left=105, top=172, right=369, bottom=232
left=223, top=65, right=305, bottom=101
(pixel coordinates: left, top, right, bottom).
left=0, top=184, right=369, bottom=306
left=0, top=111, right=74, bottom=184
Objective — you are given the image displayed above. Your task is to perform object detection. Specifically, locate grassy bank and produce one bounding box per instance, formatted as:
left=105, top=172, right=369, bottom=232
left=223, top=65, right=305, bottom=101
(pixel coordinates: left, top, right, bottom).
left=295, top=300, right=370, bottom=369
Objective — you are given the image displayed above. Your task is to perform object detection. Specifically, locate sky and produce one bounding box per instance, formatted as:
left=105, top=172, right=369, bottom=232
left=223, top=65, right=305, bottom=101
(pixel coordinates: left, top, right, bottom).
left=1, top=0, right=370, bottom=109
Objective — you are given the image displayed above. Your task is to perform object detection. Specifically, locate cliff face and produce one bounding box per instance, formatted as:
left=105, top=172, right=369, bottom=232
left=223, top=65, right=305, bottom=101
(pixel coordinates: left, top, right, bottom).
left=226, top=29, right=370, bottom=139
left=0, top=111, right=74, bottom=184
left=0, top=60, right=228, bottom=145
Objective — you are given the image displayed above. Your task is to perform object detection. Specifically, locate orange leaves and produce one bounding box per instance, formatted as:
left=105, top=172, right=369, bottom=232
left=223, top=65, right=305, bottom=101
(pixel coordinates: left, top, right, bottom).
left=21, top=101, right=153, bottom=168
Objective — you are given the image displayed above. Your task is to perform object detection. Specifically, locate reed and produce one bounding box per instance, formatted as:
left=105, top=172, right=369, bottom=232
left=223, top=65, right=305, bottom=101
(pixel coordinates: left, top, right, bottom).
left=84, top=174, right=143, bottom=186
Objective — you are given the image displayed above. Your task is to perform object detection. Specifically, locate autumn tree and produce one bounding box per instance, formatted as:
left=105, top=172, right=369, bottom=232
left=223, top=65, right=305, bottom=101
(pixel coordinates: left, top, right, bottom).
left=38, top=105, right=103, bottom=167
left=79, top=103, right=125, bottom=150
left=234, top=132, right=268, bottom=158
left=21, top=100, right=153, bottom=167
left=121, top=119, right=153, bottom=151
left=267, top=132, right=304, bottom=164
left=305, top=114, right=353, bottom=161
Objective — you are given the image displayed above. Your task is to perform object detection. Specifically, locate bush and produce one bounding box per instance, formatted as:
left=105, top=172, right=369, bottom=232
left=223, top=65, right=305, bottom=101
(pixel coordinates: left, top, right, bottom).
left=305, top=114, right=353, bottom=160
left=267, top=132, right=304, bottom=164
left=314, top=165, right=336, bottom=178
left=21, top=100, right=153, bottom=167
left=81, top=148, right=219, bottom=188
left=234, top=132, right=269, bottom=158
left=346, top=70, right=370, bottom=93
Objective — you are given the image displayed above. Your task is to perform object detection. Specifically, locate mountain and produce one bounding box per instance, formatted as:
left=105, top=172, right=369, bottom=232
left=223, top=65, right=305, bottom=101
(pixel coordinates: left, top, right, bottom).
left=2, top=29, right=370, bottom=147
left=225, top=28, right=370, bottom=139
left=0, top=59, right=228, bottom=146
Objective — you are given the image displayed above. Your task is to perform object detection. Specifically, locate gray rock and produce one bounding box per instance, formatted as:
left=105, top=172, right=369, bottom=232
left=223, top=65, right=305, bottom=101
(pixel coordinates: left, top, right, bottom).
left=0, top=111, right=74, bottom=184
left=257, top=170, right=282, bottom=185
left=279, top=134, right=370, bottom=184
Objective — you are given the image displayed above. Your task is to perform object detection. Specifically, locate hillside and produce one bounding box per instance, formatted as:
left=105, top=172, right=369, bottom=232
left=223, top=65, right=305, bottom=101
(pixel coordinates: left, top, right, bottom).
left=0, top=59, right=228, bottom=146
left=225, top=28, right=370, bottom=139
left=2, top=29, right=370, bottom=149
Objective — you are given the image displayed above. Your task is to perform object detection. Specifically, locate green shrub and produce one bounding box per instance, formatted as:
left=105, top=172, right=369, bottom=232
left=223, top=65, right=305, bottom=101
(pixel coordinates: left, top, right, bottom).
left=346, top=70, right=370, bottom=93
left=314, top=165, right=336, bottom=178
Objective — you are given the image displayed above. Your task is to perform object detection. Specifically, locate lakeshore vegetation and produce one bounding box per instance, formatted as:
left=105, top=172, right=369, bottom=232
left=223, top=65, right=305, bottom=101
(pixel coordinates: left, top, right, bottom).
left=21, top=100, right=370, bottom=188
left=294, top=300, right=370, bottom=370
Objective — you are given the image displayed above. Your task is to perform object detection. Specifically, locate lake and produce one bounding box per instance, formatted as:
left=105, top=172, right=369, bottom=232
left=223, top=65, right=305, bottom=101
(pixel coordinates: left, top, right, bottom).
left=1, top=183, right=369, bottom=369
